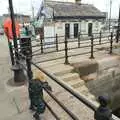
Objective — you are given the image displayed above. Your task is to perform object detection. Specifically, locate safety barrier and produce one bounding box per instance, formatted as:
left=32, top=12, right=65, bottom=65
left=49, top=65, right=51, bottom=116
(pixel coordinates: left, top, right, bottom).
left=10, top=35, right=120, bottom=120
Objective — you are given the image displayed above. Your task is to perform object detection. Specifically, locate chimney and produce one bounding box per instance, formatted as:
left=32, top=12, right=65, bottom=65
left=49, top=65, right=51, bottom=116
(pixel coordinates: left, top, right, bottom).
left=75, top=0, right=81, bottom=4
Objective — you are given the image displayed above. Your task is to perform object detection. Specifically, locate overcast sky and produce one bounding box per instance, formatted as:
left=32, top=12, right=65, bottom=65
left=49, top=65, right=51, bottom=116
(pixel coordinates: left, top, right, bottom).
left=0, top=0, right=120, bottom=18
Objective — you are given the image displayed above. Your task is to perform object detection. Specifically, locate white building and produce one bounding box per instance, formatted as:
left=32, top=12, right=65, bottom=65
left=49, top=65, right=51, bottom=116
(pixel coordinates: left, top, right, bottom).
left=37, top=1, right=106, bottom=45
left=43, top=1, right=106, bottom=39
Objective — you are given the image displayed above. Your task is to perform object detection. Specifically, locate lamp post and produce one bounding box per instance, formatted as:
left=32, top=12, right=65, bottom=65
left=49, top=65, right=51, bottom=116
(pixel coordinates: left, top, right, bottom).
left=8, top=0, right=26, bottom=84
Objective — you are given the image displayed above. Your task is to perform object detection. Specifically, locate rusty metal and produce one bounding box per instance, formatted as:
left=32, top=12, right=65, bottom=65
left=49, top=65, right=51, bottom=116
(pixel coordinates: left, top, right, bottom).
left=99, top=31, right=102, bottom=44
left=64, top=35, right=69, bottom=64
left=78, top=32, right=80, bottom=48
left=56, top=34, right=58, bottom=51
left=110, top=32, right=113, bottom=54
left=89, top=35, right=94, bottom=59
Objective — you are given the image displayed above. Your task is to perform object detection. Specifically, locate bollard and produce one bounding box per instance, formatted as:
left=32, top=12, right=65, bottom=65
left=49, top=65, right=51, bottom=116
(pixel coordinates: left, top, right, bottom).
left=56, top=34, right=58, bottom=51
left=110, top=32, right=113, bottom=54
left=40, top=36, right=44, bottom=54
left=99, top=31, right=102, bottom=45
left=64, top=35, right=69, bottom=64
left=89, top=35, right=94, bottom=59
left=94, top=95, right=112, bottom=120
left=78, top=32, right=80, bottom=48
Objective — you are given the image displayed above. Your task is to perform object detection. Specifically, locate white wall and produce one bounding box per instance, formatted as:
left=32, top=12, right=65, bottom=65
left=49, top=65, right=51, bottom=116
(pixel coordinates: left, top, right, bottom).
left=54, top=22, right=65, bottom=37
left=44, top=19, right=104, bottom=40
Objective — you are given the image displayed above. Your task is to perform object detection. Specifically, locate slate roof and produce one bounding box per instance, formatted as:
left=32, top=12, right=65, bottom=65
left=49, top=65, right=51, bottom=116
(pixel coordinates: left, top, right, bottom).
left=46, top=1, right=106, bottom=19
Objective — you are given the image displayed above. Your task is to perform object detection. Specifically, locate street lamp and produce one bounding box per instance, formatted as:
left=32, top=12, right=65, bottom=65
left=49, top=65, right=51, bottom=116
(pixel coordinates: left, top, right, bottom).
left=8, top=0, right=26, bottom=84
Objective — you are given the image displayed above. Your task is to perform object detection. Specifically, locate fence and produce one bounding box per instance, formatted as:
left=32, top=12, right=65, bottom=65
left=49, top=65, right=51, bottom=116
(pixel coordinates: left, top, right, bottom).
left=8, top=31, right=120, bottom=120
left=30, top=31, right=117, bottom=64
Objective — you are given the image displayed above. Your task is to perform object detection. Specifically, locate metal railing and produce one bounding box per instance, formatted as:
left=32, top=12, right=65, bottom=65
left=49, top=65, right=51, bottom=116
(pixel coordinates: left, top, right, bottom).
left=30, top=31, right=117, bottom=64
left=10, top=35, right=120, bottom=120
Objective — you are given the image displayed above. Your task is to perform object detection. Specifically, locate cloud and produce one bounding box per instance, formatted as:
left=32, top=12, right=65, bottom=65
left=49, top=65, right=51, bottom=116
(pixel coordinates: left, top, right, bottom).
left=82, top=0, right=120, bottom=18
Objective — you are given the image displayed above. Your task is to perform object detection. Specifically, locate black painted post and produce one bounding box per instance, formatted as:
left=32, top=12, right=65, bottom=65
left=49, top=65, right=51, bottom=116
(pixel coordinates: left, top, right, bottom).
left=56, top=34, right=58, bottom=51
left=116, top=30, right=119, bottom=43
left=99, top=31, right=102, bottom=45
left=64, top=35, right=69, bottom=64
left=110, top=32, right=113, bottom=54
left=40, top=36, right=43, bottom=53
left=9, top=0, right=27, bottom=83
left=8, top=0, right=18, bottom=58
left=8, top=41, right=15, bottom=65
left=6, top=28, right=15, bottom=65
left=26, top=45, right=33, bottom=82
left=78, top=32, right=80, bottom=48
left=89, top=35, right=94, bottom=59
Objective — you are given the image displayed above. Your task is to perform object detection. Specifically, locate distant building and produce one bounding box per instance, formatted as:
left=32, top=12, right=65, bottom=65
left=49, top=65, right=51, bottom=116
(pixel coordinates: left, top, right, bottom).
left=41, top=1, right=106, bottom=39
left=2, top=14, right=31, bottom=24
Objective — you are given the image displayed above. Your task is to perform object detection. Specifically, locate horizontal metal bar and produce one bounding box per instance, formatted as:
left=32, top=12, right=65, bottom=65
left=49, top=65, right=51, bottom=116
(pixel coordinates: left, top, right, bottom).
left=44, top=100, right=60, bottom=120
left=31, top=62, right=96, bottom=111
left=32, top=49, right=65, bottom=56
left=44, top=88, right=79, bottom=120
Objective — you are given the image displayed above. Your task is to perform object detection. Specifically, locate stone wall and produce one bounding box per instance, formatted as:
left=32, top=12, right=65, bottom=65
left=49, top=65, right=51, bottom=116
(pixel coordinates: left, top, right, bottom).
left=87, top=56, right=120, bottom=110
left=72, top=56, right=120, bottom=110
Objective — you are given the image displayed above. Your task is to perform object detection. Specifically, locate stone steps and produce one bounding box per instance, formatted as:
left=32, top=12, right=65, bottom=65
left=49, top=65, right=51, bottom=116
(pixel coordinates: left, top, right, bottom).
left=40, top=61, right=96, bottom=103
left=52, top=65, right=73, bottom=76
left=67, top=79, right=85, bottom=88
left=60, top=73, right=80, bottom=82
left=75, top=86, right=89, bottom=94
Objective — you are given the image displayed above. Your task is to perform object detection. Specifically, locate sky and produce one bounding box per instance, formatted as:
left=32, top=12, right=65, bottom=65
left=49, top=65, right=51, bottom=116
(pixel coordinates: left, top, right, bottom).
left=0, top=0, right=120, bottom=18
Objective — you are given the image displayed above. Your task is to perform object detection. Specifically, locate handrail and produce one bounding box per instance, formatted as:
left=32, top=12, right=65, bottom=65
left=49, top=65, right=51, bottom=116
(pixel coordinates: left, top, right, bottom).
left=31, top=62, right=97, bottom=111
left=31, top=61, right=120, bottom=120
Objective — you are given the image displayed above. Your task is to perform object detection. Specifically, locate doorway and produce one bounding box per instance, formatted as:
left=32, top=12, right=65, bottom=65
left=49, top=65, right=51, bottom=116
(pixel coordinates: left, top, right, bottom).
left=88, top=23, right=93, bottom=36
left=74, top=23, right=78, bottom=38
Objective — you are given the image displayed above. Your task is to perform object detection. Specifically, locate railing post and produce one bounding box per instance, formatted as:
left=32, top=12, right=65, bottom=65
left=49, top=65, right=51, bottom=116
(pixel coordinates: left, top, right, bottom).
left=116, top=29, right=119, bottom=43
left=26, top=47, right=33, bottom=82
left=78, top=32, right=80, bottom=48
left=89, top=35, right=94, bottom=59
left=99, top=31, right=102, bottom=45
left=40, top=36, right=43, bottom=53
left=64, top=35, right=69, bottom=64
left=110, top=32, right=113, bottom=54
left=56, top=34, right=58, bottom=51
left=25, top=37, right=34, bottom=111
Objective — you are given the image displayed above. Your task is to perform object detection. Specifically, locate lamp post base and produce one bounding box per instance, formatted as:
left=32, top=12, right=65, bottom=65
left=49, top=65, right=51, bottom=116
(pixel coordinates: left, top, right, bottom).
left=11, top=64, right=27, bottom=85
